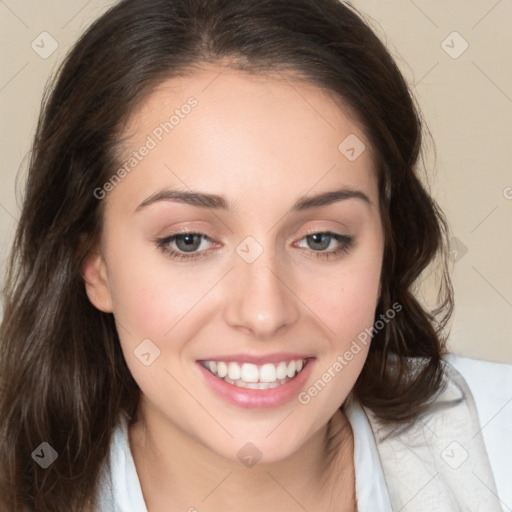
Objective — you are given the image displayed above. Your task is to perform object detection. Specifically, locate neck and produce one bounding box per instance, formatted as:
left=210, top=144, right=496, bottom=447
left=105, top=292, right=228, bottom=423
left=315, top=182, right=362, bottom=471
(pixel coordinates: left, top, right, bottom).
left=129, top=399, right=355, bottom=512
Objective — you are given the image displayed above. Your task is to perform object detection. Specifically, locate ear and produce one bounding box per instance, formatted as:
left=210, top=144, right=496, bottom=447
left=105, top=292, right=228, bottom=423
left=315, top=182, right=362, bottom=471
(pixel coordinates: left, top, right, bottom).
left=81, top=246, right=113, bottom=313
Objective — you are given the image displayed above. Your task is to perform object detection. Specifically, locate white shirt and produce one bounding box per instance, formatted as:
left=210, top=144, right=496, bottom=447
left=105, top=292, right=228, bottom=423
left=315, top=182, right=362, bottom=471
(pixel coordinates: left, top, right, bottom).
left=96, top=354, right=512, bottom=511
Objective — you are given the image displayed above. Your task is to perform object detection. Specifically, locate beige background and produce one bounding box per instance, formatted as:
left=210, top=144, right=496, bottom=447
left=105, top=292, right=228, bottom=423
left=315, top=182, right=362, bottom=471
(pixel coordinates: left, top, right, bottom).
left=0, top=1, right=511, bottom=363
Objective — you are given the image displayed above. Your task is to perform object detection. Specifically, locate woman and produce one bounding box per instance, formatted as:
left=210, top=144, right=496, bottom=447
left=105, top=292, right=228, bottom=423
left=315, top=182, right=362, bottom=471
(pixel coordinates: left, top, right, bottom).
left=0, top=0, right=510, bottom=511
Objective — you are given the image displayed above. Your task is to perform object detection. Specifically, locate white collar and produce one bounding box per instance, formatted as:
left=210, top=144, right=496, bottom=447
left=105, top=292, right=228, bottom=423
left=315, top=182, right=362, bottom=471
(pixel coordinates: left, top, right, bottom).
left=344, top=398, right=393, bottom=511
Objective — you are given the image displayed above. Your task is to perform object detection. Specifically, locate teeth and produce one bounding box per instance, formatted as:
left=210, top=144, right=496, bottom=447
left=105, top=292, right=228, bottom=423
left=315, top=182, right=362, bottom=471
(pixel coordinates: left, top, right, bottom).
left=287, top=360, right=296, bottom=378
left=260, top=363, right=277, bottom=383
left=224, top=377, right=281, bottom=389
left=240, top=363, right=259, bottom=383
left=201, top=358, right=308, bottom=387
left=217, top=361, right=228, bottom=378
left=228, top=362, right=241, bottom=380
left=276, top=362, right=287, bottom=380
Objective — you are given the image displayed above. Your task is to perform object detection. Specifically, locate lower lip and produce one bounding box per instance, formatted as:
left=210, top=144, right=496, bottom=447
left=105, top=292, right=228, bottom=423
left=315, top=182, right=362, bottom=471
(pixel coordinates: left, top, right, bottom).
left=196, top=359, right=315, bottom=409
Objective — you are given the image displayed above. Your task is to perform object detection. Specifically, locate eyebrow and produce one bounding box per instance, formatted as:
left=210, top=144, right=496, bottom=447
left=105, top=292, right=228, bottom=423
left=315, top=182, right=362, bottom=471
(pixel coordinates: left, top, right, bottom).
left=134, top=187, right=372, bottom=213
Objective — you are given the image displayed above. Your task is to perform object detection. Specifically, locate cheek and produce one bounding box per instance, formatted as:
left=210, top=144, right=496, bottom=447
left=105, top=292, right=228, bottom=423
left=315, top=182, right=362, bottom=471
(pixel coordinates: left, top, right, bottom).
left=104, top=237, right=209, bottom=343
left=337, top=273, right=381, bottom=335
left=301, top=267, right=379, bottom=412
left=308, top=250, right=382, bottom=344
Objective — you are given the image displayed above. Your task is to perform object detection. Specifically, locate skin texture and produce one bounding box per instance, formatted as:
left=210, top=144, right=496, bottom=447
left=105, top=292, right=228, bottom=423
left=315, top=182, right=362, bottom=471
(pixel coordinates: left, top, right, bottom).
left=83, top=63, right=384, bottom=511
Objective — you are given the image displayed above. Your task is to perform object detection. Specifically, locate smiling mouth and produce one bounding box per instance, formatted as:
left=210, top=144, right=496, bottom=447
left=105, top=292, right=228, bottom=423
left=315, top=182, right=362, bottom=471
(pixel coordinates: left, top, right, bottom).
left=199, top=358, right=310, bottom=389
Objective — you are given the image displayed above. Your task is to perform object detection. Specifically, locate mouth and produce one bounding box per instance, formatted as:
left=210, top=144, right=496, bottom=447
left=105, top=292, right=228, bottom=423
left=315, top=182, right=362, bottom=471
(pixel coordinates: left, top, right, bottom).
left=199, top=358, right=309, bottom=389
left=196, top=355, right=315, bottom=409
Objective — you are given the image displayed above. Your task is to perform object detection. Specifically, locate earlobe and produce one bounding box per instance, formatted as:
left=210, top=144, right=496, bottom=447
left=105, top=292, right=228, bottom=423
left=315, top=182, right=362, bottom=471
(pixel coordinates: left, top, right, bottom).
left=81, top=249, right=113, bottom=313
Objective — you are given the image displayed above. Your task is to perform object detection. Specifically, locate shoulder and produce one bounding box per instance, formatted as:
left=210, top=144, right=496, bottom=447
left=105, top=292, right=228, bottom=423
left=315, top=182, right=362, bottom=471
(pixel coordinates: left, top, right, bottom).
left=444, top=352, right=512, bottom=383
left=443, top=353, right=512, bottom=509
left=361, top=354, right=511, bottom=511
left=442, top=353, right=512, bottom=425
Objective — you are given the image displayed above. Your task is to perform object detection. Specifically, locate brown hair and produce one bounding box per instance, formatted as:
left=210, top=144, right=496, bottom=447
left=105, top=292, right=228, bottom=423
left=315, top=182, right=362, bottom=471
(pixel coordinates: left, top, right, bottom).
left=0, top=0, right=453, bottom=510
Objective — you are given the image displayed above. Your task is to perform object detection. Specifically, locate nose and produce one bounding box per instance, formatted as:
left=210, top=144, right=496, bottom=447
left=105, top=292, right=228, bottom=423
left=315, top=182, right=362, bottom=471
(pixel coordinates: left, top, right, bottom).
left=223, top=244, right=300, bottom=341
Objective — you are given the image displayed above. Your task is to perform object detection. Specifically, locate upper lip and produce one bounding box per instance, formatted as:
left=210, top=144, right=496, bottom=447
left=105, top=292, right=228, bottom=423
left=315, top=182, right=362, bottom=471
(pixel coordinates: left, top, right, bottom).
left=197, top=353, right=314, bottom=365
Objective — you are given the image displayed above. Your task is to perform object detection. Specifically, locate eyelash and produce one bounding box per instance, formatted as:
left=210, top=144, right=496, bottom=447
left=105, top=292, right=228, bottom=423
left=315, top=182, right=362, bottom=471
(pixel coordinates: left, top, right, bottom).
left=155, top=229, right=356, bottom=262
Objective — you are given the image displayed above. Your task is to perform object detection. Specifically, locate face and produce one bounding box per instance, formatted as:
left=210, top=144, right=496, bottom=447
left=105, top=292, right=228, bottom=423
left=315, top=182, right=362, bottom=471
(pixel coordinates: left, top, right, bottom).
left=83, top=63, right=384, bottom=463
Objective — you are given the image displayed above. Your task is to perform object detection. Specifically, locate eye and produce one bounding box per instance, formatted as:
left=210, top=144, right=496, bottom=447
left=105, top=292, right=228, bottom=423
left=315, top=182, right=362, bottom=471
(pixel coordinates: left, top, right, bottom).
left=295, top=231, right=356, bottom=260
left=155, top=231, right=214, bottom=261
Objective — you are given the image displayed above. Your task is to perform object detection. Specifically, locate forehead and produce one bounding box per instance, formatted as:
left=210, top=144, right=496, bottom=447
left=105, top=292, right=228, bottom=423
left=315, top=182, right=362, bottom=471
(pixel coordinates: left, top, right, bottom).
left=109, top=64, right=378, bottom=212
